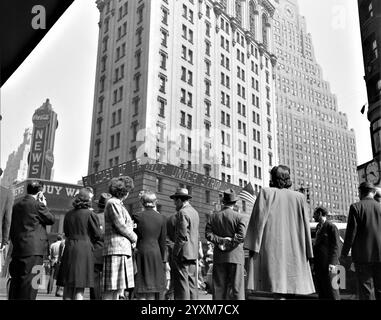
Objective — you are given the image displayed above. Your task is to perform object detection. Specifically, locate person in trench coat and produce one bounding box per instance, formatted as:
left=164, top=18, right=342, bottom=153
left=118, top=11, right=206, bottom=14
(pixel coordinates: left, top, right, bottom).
left=244, top=165, right=315, bottom=297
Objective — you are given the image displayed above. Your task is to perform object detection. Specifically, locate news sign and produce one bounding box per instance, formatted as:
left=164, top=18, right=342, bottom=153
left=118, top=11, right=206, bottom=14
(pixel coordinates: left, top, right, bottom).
left=28, top=126, right=47, bottom=179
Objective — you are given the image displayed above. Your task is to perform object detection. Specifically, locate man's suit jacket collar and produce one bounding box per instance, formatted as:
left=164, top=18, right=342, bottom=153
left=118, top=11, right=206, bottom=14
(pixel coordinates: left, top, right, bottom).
left=179, top=202, right=191, bottom=211
left=23, top=194, right=36, bottom=201
left=221, top=205, right=235, bottom=211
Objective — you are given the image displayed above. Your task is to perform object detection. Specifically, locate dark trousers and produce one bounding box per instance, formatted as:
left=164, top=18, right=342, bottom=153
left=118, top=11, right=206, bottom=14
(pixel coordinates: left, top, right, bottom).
left=90, top=263, right=103, bottom=300
left=355, top=262, right=381, bottom=300
left=47, top=263, right=56, bottom=294
left=314, top=265, right=340, bottom=300
left=212, top=263, right=245, bottom=300
left=9, top=255, right=43, bottom=300
left=173, top=259, right=198, bottom=300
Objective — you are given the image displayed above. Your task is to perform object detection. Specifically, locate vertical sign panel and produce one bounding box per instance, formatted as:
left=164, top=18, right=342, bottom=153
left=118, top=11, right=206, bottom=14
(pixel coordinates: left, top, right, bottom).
left=28, top=127, right=47, bottom=179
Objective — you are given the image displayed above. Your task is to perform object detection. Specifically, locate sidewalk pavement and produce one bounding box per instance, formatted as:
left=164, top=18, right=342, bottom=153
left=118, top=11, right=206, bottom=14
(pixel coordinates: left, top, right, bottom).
left=0, top=277, right=212, bottom=300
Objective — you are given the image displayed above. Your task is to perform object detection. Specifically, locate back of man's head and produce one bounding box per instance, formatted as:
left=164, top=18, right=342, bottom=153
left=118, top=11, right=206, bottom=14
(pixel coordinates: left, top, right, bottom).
left=314, top=206, right=328, bottom=217
left=358, top=182, right=376, bottom=200
left=26, top=180, right=44, bottom=195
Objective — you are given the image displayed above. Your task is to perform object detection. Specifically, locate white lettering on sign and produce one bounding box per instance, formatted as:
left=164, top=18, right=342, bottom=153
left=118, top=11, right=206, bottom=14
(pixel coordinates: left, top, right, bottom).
left=35, top=129, right=43, bottom=140
left=29, top=127, right=46, bottom=178
left=32, top=165, right=39, bottom=175
left=34, top=141, right=42, bottom=151
left=32, top=114, right=50, bottom=121
left=66, top=188, right=79, bottom=197
left=13, top=185, right=25, bottom=197
left=32, top=153, right=42, bottom=162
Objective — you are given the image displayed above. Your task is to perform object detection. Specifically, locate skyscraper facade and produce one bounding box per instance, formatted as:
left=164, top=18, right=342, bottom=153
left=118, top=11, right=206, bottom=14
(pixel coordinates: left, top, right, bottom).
left=357, top=0, right=381, bottom=188
left=1, top=128, right=32, bottom=188
left=88, top=0, right=278, bottom=196
left=273, top=0, right=358, bottom=217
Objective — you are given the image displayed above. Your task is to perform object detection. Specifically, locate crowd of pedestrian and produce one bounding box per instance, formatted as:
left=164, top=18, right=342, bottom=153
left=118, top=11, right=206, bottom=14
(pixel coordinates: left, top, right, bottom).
left=2, top=164, right=381, bottom=301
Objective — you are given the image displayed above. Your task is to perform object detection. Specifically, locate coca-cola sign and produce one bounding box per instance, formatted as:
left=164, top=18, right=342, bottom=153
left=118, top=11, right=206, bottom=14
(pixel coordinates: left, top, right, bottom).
left=32, top=110, right=50, bottom=127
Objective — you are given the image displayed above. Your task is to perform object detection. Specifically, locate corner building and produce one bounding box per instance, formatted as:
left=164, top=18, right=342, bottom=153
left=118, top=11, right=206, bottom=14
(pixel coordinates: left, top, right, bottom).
left=273, top=0, right=359, bottom=217
left=88, top=0, right=279, bottom=201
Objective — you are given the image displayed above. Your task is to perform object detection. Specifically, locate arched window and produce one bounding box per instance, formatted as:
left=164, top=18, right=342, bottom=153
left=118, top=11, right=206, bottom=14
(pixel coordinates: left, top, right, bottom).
left=262, top=14, right=268, bottom=48
left=235, top=0, right=242, bottom=25
left=249, top=1, right=256, bottom=36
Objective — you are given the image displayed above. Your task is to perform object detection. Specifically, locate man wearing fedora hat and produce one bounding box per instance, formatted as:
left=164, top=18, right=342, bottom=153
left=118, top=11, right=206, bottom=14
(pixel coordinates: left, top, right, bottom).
left=170, top=187, right=199, bottom=300
left=205, top=189, right=248, bottom=300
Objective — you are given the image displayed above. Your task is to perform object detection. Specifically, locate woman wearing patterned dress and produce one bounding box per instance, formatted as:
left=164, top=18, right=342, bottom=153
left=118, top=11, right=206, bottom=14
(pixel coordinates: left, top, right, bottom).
left=103, top=176, right=138, bottom=300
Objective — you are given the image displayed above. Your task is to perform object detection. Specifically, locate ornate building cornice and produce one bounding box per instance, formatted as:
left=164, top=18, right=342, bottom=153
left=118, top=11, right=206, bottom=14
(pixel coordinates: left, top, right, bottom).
left=259, top=0, right=275, bottom=17
left=230, top=16, right=240, bottom=32
left=213, top=1, right=224, bottom=17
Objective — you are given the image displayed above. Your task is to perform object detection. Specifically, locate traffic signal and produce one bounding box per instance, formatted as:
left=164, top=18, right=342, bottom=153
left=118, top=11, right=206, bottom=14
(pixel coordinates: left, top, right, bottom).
left=306, top=188, right=310, bottom=203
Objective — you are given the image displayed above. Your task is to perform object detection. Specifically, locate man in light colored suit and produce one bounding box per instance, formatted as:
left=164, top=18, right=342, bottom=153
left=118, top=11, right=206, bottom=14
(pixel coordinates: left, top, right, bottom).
left=170, top=188, right=199, bottom=300
left=205, top=189, right=248, bottom=300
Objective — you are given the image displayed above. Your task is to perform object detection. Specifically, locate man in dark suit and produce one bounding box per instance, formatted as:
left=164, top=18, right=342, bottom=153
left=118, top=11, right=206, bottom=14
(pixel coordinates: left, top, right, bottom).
left=9, top=180, right=55, bottom=300
left=170, top=188, right=199, bottom=300
left=312, top=206, right=340, bottom=300
left=205, top=189, right=247, bottom=300
left=341, top=182, right=381, bottom=300
left=90, top=192, right=111, bottom=300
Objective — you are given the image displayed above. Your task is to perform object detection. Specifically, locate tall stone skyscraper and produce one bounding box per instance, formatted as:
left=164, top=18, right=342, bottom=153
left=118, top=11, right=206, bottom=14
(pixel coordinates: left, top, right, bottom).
left=88, top=0, right=278, bottom=194
left=28, top=99, right=58, bottom=181
left=273, top=0, right=358, bottom=217
left=1, top=128, right=32, bottom=187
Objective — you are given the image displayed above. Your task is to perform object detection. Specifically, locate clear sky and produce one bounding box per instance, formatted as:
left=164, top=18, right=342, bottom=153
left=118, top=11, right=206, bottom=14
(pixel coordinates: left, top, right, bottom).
left=0, top=0, right=372, bottom=185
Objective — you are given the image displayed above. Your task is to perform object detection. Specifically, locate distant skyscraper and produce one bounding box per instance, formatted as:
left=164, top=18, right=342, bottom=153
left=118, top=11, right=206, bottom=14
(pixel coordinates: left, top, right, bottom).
left=273, top=0, right=359, bottom=217
left=28, top=98, right=58, bottom=180
left=88, top=0, right=279, bottom=195
left=1, top=128, right=32, bottom=187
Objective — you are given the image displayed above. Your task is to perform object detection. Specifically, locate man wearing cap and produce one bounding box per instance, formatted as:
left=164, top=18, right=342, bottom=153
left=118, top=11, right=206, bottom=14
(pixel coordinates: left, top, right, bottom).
left=205, top=189, right=248, bottom=300
left=170, top=188, right=199, bottom=300
left=90, top=192, right=112, bottom=300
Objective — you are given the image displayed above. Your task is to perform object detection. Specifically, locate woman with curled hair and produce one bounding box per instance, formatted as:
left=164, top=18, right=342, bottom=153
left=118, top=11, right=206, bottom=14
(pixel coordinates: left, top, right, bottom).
left=269, top=165, right=293, bottom=189
left=103, top=176, right=138, bottom=300
left=133, top=191, right=167, bottom=300
left=244, top=165, right=315, bottom=297
left=58, top=188, right=101, bottom=300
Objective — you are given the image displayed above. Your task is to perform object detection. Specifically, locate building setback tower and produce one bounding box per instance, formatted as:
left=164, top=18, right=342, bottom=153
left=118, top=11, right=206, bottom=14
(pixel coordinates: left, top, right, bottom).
left=88, top=0, right=278, bottom=195
left=28, top=99, right=58, bottom=181
left=273, top=0, right=359, bottom=217
left=1, top=128, right=32, bottom=187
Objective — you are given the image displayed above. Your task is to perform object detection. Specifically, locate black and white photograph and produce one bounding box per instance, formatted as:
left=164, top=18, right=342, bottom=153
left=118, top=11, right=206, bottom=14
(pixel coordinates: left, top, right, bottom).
left=1, top=0, right=380, bottom=310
